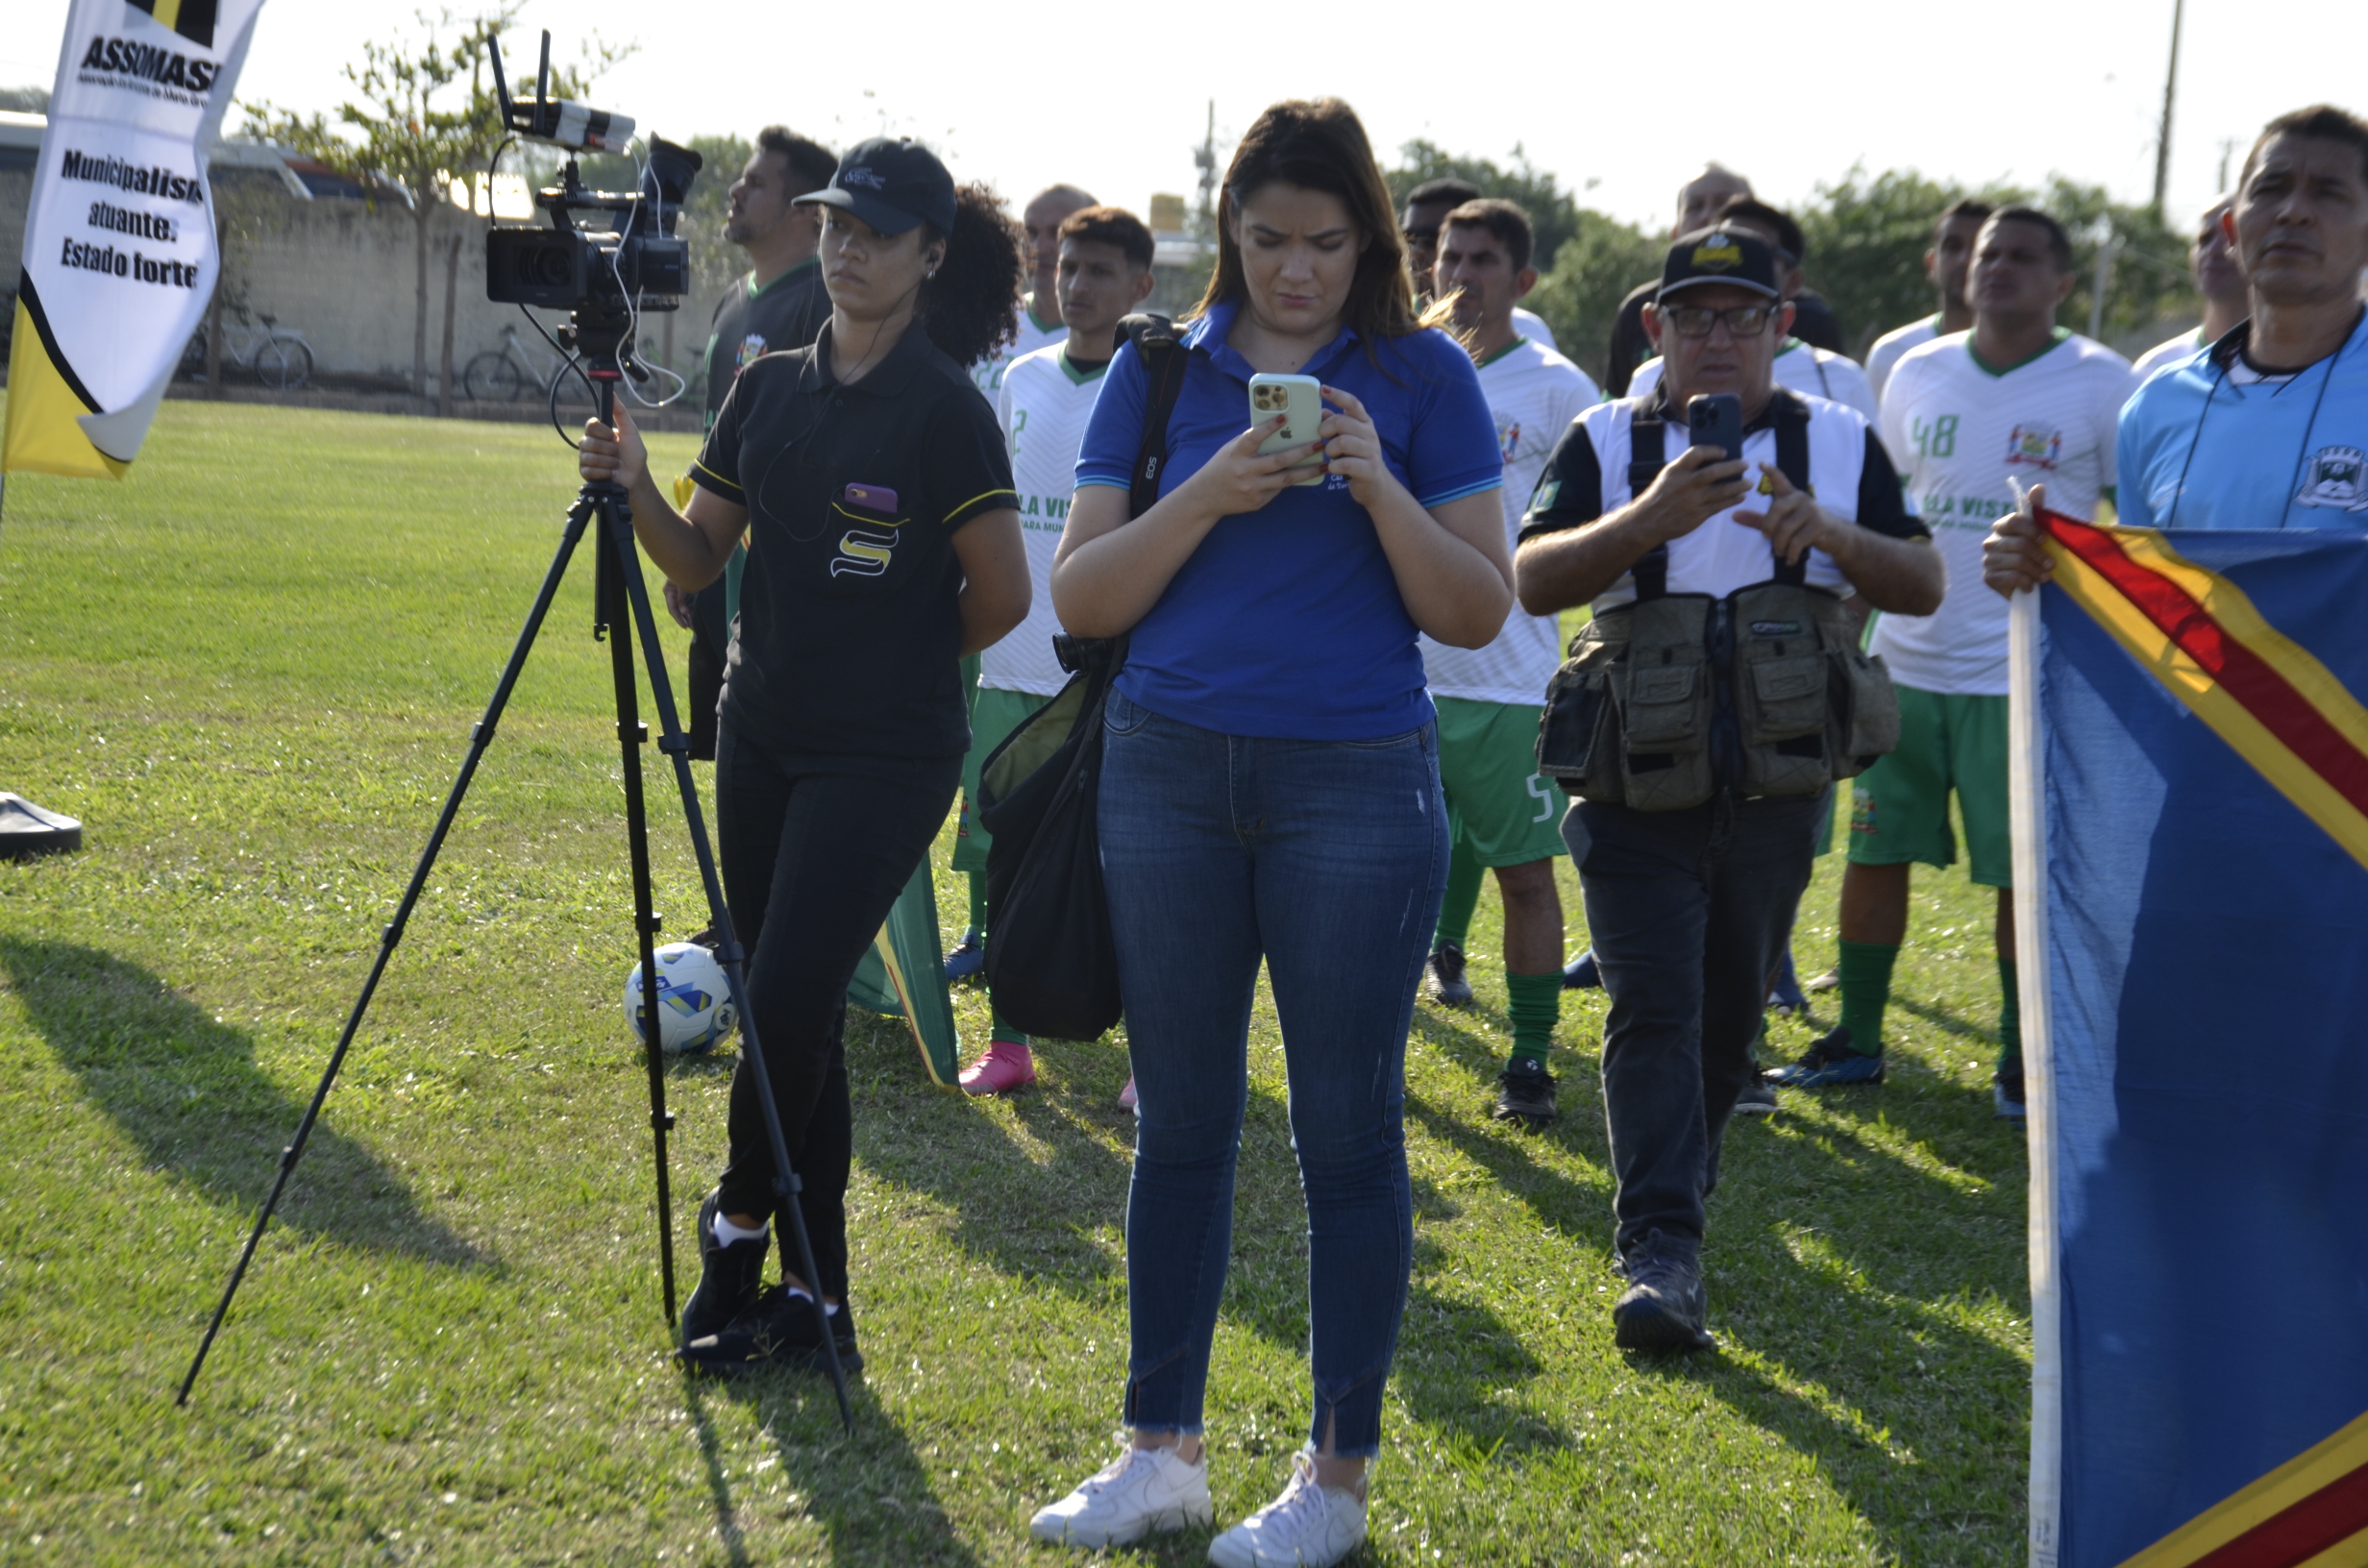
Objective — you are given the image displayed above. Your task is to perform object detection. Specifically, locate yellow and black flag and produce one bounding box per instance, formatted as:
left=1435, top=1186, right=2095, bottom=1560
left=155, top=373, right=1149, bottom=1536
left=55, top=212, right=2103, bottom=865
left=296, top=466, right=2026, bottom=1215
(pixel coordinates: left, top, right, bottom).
left=4, top=0, right=266, bottom=481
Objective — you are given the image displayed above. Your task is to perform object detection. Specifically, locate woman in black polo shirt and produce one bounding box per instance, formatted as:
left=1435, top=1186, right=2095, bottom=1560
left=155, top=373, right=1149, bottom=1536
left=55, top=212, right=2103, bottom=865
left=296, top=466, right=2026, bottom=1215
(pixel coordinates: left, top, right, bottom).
left=579, top=137, right=1030, bottom=1373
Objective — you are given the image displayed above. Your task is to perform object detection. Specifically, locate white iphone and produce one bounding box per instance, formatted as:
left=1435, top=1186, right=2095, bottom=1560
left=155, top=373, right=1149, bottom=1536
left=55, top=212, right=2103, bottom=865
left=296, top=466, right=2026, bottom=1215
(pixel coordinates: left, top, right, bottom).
left=1248, top=373, right=1327, bottom=486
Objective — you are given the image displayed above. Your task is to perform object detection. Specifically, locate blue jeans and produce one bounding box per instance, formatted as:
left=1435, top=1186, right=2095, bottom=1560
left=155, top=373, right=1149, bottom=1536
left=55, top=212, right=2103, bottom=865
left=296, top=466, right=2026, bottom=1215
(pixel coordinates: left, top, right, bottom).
left=1566, top=791, right=1827, bottom=1256
left=1098, top=690, right=1446, bottom=1458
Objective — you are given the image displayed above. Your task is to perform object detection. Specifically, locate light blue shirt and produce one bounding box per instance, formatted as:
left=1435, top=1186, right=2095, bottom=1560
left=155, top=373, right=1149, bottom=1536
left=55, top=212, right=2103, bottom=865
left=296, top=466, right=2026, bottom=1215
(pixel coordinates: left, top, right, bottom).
left=2118, top=309, right=2368, bottom=530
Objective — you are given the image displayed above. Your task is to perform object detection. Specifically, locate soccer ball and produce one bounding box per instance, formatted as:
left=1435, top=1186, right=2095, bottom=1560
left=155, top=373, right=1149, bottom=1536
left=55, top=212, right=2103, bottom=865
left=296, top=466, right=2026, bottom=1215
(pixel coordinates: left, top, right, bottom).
left=624, top=943, right=739, bottom=1055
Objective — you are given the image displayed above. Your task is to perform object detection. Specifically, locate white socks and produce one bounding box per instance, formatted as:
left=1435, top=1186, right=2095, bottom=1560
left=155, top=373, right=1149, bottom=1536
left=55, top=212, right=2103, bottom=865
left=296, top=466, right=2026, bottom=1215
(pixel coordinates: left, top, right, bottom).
left=712, top=1213, right=769, bottom=1247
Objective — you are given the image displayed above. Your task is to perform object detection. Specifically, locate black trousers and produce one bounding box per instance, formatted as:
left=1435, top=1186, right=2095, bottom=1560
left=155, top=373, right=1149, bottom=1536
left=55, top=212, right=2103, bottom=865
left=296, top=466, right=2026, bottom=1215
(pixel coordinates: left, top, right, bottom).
left=711, top=721, right=959, bottom=1297
left=1566, top=790, right=1827, bottom=1256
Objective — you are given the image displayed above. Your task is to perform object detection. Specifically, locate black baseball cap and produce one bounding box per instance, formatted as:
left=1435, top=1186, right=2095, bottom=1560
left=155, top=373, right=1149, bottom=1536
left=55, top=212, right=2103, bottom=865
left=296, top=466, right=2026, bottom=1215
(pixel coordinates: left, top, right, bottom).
left=1657, top=227, right=1783, bottom=302
left=797, top=137, right=956, bottom=236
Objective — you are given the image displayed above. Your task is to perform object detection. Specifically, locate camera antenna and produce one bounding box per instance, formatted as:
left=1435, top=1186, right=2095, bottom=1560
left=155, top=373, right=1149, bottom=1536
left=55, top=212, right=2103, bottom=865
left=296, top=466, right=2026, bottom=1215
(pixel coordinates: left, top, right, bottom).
left=534, top=31, right=553, bottom=138
left=486, top=34, right=514, bottom=130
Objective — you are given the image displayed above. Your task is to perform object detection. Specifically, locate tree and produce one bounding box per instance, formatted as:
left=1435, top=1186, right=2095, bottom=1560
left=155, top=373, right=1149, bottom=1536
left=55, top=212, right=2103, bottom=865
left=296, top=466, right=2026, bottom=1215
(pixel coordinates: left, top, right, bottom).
left=246, top=10, right=629, bottom=404
left=1384, top=139, right=1583, bottom=270
left=1525, top=209, right=1663, bottom=386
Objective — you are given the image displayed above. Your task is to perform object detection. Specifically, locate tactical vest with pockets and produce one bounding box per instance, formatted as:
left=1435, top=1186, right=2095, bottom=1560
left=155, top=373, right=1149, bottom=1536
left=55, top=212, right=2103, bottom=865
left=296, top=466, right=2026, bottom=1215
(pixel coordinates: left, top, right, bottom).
left=1535, top=397, right=1900, bottom=810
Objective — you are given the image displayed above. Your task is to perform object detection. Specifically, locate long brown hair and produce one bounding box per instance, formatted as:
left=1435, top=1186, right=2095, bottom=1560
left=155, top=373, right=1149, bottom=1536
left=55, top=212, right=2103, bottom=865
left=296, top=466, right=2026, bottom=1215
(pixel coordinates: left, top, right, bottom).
left=1196, top=99, right=1420, bottom=343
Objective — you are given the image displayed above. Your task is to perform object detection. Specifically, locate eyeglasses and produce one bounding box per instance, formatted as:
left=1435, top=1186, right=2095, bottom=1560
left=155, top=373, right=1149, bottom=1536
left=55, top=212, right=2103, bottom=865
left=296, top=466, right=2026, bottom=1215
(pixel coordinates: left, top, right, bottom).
left=1661, top=303, right=1780, bottom=338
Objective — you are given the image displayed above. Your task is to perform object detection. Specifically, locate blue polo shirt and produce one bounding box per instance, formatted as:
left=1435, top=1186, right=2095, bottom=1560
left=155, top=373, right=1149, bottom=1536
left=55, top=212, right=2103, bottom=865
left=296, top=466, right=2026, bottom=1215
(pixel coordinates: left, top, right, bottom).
left=2120, top=309, right=2368, bottom=530
left=1074, top=301, right=1501, bottom=740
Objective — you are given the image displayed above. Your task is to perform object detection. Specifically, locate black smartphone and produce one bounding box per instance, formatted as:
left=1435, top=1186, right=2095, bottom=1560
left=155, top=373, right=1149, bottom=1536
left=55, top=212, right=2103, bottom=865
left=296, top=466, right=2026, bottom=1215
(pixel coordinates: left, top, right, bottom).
left=1687, top=393, right=1743, bottom=463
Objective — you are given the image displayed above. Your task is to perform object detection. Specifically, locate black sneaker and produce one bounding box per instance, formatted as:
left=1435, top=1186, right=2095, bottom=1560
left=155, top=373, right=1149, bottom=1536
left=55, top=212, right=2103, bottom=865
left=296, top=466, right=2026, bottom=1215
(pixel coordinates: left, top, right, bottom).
left=1492, top=1057, right=1557, bottom=1126
left=1764, top=1026, right=1886, bottom=1088
left=1425, top=942, right=1474, bottom=1008
left=1994, top=1070, right=2027, bottom=1123
left=680, top=1190, right=769, bottom=1347
left=1731, top=1076, right=1778, bottom=1116
left=1614, top=1232, right=1714, bottom=1354
left=679, top=1285, right=863, bottom=1377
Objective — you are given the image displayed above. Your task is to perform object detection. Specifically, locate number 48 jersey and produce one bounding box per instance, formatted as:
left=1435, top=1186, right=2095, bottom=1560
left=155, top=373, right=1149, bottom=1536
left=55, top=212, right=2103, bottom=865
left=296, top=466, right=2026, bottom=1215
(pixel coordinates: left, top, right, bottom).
left=1875, top=330, right=2135, bottom=695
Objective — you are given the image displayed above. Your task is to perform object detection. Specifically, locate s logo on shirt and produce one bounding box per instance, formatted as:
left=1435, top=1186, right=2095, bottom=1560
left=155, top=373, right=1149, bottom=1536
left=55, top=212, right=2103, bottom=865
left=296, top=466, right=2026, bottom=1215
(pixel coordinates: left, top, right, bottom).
left=831, top=527, right=898, bottom=577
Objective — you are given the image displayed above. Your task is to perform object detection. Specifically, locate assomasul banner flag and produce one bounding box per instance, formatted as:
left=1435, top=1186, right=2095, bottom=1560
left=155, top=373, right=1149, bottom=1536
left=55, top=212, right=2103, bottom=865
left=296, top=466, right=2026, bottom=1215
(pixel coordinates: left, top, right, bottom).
left=4, top=0, right=268, bottom=480
left=2011, top=511, right=2368, bottom=1568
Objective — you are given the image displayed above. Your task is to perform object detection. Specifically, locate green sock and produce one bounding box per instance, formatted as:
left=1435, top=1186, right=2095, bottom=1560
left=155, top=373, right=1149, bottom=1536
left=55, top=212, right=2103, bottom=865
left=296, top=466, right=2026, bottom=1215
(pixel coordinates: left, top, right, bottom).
left=1506, top=969, right=1561, bottom=1066
left=967, top=870, right=987, bottom=937
left=1436, top=837, right=1484, bottom=951
left=990, top=1007, right=1029, bottom=1048
left=1996, top=957, right=2021, bottom=1079
left=1835, top=940, right=1900, bottom=1056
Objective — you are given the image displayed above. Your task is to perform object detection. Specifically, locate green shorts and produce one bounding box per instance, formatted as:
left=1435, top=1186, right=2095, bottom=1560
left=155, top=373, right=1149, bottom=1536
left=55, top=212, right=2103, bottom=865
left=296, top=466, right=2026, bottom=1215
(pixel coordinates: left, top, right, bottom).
left=1435, top=696, right=1567, bottom=867
left=1846, top=686, right=2011, bottom=888
left=952, top=683, right=1053, bottom=874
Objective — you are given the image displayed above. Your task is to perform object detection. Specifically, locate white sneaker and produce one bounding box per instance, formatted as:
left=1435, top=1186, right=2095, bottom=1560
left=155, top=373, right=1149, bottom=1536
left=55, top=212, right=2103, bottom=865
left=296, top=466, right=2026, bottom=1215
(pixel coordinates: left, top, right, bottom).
left=1029, top=1444, right=1214, bottom=1548
left=1206, top=1452, right=1368, bottom=1567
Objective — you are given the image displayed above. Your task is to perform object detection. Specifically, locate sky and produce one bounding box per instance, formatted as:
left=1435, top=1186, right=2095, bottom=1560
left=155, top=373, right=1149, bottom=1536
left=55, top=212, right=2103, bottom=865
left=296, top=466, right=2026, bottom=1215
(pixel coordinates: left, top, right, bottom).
left=9, top=0, right=2364, bottom=236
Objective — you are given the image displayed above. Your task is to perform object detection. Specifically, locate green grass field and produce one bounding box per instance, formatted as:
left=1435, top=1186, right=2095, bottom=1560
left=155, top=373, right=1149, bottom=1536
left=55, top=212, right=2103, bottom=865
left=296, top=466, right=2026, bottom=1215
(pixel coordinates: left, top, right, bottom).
left=0, top=400, right=2029, bottom=1565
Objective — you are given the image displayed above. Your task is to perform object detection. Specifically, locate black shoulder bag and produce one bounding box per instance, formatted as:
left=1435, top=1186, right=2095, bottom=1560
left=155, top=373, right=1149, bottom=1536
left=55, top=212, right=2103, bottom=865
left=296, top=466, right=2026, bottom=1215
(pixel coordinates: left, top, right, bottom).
left=974, top=314, right=1188, bottom=1040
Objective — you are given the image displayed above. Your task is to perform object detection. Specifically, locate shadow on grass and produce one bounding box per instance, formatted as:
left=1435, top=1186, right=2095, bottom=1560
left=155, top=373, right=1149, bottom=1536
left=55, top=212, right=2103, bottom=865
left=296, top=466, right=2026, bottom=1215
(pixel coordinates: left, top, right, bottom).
left=696, top=1361, right=984, bottom=1568
left=0, top=937, right=485, bottom=1263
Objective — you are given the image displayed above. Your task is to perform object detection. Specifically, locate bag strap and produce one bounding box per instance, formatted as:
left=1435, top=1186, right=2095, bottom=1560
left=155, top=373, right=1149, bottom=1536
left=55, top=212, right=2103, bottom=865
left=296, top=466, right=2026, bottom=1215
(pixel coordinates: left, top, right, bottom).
left=1120, top=312, right=1191, bottom=522
left=1769, top=393, right=1814, bottom=587
left=1626, top=410, right=1670, bottom=601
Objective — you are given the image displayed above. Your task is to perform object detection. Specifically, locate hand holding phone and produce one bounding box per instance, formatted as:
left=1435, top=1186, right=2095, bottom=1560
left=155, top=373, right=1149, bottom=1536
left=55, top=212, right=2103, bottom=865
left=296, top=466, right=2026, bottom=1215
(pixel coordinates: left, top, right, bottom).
left=1249, top=374, right=1326, bottom=486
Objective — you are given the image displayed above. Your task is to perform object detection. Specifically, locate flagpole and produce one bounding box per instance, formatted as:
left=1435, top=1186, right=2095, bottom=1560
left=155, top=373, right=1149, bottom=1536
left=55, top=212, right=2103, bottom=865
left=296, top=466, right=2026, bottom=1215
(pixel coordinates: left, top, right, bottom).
left=2009, top=583, right=2060, bottom=1568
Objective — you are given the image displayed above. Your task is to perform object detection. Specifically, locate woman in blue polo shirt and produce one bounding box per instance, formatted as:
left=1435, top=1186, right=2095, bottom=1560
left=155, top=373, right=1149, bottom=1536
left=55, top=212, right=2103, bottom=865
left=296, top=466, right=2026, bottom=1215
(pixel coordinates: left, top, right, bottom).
left=1026, top=100, right=1511, bottom=1566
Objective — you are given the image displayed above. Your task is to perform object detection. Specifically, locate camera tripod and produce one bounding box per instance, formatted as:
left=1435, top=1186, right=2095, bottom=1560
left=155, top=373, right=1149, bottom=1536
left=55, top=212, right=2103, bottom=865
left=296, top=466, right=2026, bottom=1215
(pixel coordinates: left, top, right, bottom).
left=178, top=342, right=853, bottom=1430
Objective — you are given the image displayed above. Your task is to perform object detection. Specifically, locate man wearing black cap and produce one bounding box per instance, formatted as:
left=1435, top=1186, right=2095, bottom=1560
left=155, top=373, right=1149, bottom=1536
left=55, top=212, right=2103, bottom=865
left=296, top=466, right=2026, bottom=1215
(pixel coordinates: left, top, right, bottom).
left=1514, top=226, right=1941, bottom=1353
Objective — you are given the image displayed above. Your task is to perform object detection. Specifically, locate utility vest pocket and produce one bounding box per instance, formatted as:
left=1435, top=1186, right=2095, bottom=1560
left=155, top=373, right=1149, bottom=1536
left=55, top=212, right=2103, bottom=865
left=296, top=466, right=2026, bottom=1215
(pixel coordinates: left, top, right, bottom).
left=1537, top=618, right=1627, bottom=804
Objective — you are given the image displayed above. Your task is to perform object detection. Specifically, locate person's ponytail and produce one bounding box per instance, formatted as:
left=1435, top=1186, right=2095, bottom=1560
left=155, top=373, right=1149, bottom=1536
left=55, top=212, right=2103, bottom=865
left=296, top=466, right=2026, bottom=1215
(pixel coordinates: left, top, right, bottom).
left=920, top=183, right=1026, bottom=370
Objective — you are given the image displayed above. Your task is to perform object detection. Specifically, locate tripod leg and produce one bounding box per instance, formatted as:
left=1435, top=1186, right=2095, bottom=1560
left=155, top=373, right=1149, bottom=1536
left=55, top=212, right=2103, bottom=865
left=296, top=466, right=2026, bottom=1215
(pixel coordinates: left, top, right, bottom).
left=179, top=494, right=600, bottom=1406
left=597, top=503, right=678, bottom=1327
left=596, top=498, right=855, bottom=1433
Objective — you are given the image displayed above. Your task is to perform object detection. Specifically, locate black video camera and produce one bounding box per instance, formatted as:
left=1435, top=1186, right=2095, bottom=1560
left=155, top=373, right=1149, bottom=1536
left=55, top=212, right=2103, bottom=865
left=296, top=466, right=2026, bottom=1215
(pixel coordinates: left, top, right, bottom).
left=481, top=33, right=701, bottom=341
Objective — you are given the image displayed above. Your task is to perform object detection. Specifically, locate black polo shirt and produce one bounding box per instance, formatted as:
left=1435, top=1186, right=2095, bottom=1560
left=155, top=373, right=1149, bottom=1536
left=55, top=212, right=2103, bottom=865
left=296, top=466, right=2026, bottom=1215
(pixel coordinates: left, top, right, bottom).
left=691, top=321, right=1017, bottom=758
left=703, top=260, right=833, bottom=430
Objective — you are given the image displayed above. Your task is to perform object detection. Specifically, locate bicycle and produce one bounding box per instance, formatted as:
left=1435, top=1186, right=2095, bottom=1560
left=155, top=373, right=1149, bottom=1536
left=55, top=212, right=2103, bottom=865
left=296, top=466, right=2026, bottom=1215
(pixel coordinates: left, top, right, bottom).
left=462, top=321, right=575, bottom=404
left=180, top=313, right=313, bottom=391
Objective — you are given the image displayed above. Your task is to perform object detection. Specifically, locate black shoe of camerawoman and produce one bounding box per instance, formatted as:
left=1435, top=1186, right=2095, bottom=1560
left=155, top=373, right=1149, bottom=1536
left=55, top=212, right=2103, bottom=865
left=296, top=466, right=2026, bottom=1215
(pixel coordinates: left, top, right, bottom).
left=1614, top=1232, right=1714, bottom=1354
left=1492, top=1057, right=1558, bottom=1126
left=1425, top=942, right=1474, bottom=1008
left=680, top=1190, right=769, bottom=1348
left=680, top=1285, right=862, bottom=1377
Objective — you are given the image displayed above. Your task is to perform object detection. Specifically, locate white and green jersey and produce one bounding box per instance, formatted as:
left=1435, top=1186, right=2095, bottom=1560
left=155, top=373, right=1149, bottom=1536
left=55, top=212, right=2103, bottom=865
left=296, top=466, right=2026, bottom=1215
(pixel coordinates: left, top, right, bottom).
left=972, top=296, right=1066, bottom=402
left=1866, top=314, right=1941, bottom=405
left=986, top=342, right=1101, bottom=696
left=2133, top=325, right=2208, bottom=386
left=1628, top=337, right=1879, bottom=423
left=1419, top=337, right=1601, bottom=705
left=1874, top=329, right=2135, bottom=695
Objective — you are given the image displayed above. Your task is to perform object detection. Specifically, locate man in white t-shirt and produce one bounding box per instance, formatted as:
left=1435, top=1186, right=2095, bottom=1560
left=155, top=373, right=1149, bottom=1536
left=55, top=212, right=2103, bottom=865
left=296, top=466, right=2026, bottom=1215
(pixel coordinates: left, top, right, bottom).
left=1864, top=199, right=1991, bottom=404
left=1400, top=178, right=1560, bottom=352
left=969, top=183, right=1096, bottom=401
left=1770, top=207, right=2134, bottom=1120
left=950, top=206, right=1155, bottom=1098
left=2132, top=195, right=2245, bottom=383
left=1417, top=199, right=1601, bottom=1127
left=1625, top=198, right=1878, bottom=422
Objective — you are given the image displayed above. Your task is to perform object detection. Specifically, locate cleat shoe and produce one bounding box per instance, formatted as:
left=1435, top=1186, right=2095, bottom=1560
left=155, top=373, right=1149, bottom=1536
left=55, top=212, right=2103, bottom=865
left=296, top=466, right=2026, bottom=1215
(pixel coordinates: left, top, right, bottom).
left=1207, top=1452, right=1368, bottom=1568
left=1731, top=1076, right=1779, bottom=1115
left=1767, top=949, right=1807, bottom=1015
left=679, top=1285, right=860, bottom=1377
left=1424, top=942, right=1474, bottom=1007
left=1491, top=1057, right=1558, bottom=1126
left=1563, top=947, right=1601, bottom=989
left=958, top=1039, right=1036, bottom=1096
left=1764, top=1027, right=1885, bottom=1088
left=944, top=932, right=986, bottom=984
left=1804, top=965, right=1841, bottom=993
left=680, top=1189, right=768, bottom=1347
left=1995, top=1071, right=2027, bottom=1123
left=1614, top=1231, right=1714, bottom=1354
left=1028, top=1444, right=1213, bottom=1549
left=1118, top=1073, right=1139, bottom=1115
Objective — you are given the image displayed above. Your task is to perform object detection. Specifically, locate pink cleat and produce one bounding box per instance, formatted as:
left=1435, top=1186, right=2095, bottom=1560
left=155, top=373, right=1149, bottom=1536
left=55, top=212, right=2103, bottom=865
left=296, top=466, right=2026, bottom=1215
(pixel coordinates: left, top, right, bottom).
left=959, top=1039, right=1036, bottom=1096
left=1118, top=1074, right=1139, bottom=1114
